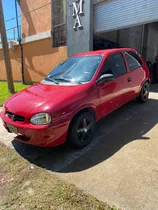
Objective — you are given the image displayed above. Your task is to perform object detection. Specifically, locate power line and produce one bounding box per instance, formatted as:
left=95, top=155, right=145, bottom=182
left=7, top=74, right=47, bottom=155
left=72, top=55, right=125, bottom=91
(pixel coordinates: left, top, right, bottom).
left=28, top=0, right=51, bottom=38
left=15, top=0, right=25, bottom=84
left=5, top=2, right=51, bottom=23
left=5, top=1, right=51, bottom=40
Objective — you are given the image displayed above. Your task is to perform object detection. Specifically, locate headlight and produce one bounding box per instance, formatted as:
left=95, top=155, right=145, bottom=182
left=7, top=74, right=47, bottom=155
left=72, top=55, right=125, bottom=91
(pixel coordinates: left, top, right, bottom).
left=2, top=104, right=6, bottom=113
left=30, top=113, right=51, bottom=125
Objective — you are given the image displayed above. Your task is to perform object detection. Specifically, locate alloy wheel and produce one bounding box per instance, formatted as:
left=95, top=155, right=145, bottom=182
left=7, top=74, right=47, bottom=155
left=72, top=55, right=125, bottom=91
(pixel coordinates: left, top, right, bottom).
left=77, top=118, right=93, bottom=143
left=142, top=83, right=149, bottom=100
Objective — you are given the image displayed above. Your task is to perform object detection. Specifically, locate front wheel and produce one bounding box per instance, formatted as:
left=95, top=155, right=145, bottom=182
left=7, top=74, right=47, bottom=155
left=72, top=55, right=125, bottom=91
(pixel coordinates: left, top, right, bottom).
left=68, top=112, right=96, bottom=149
left=137, top=82, right=150, bottom=103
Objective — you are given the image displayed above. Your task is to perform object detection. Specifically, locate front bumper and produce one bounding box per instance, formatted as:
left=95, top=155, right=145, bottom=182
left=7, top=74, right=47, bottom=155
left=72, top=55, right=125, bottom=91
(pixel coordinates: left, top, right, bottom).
left=0, top=111, right=68, bottom=147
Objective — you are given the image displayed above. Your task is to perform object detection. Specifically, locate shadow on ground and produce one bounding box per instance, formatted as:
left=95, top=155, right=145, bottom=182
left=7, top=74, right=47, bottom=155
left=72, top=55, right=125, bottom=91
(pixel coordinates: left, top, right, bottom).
left=12, top=97, right=158, bottom=173
left=150, top=84, right=158, bottom=93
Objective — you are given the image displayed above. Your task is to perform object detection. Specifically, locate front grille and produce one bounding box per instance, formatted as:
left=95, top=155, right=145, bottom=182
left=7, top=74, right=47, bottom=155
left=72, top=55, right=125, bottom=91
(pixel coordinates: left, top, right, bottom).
left=6, top=112, right=25, bottom=122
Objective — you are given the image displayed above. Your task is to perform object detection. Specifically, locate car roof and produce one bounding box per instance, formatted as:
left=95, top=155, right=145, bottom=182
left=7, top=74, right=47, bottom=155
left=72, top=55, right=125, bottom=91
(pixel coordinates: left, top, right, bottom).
left=71, top=48, right=137, bottom=58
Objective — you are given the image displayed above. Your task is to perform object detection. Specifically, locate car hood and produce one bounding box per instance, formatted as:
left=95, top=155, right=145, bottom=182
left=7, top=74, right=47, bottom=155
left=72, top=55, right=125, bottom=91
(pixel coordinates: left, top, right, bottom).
left=5, top=83, right=89, bottom=118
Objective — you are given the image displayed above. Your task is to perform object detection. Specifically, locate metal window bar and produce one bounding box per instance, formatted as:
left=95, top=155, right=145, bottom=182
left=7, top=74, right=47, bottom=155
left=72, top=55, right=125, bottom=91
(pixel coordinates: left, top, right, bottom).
left=51, top=0, right=67, bottom=48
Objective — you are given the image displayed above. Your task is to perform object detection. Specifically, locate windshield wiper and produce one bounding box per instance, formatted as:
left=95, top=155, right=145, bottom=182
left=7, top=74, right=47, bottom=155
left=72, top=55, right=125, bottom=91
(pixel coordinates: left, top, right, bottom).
left=55, top=78, right=82, bottom=84
left=55, top=78, right=71, bottom=82
left=45, top=77, right=59, bottom=84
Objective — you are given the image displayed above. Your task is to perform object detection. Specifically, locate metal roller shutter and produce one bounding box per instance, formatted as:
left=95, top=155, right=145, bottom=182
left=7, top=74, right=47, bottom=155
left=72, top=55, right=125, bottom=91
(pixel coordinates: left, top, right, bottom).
left=94, top=0, right=158, bottom=33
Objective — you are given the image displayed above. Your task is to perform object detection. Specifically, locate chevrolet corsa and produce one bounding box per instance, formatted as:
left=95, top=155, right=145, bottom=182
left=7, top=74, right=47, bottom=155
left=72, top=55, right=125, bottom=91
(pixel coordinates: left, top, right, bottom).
left=0, top=49, right=150, bottom=149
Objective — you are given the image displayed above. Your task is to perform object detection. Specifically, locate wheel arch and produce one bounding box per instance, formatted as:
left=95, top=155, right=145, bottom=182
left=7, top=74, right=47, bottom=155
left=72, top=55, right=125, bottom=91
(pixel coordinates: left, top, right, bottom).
left=67, top=106, right=97, bottom=136
left=138, top=79, right=150, bottom=94
left=145, top=79, right=150, bottom=84
left=71, top=106, right=96, bottom=123
left=66, top=106, right=97, bottom=147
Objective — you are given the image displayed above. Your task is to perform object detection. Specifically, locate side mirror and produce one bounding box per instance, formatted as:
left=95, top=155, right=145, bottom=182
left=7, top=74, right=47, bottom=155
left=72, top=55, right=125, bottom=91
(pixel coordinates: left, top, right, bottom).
left=96, top=74, right=115, bottom=85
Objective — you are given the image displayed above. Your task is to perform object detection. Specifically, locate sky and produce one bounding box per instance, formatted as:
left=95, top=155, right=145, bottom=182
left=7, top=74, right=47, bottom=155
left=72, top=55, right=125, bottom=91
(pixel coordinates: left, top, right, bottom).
left=2, top=0, right=21, bottom=40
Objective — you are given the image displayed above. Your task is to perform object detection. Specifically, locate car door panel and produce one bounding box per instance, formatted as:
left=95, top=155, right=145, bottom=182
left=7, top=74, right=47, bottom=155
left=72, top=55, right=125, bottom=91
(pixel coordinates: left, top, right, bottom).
left=124, top=51, right=146, bottom=98
left=97, top=81, right=116, bottom=118
left=97, top=52, right=132, bottom=119
left=112, top=73, right=132, bottom=108
left=128, top=67, right=146, bottom=96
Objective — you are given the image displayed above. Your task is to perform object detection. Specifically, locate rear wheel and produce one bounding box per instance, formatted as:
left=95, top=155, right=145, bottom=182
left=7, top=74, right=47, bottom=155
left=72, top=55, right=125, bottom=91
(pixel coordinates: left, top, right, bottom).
left=68, top=112, right=95, bottom=149
left=137, top=82, right=150, bottom=103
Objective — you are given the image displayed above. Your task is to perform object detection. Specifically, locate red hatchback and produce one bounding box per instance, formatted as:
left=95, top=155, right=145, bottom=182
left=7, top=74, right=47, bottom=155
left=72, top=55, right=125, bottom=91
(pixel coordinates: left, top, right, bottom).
left=0, top=48, right=150, bottom=149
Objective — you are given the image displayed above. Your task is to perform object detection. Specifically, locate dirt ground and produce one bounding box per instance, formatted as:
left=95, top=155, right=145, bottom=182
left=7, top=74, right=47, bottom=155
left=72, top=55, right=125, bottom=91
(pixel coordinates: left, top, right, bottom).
left=1, top=85, right=158, bottom=210
left=0, top=143, right=113, bottom=210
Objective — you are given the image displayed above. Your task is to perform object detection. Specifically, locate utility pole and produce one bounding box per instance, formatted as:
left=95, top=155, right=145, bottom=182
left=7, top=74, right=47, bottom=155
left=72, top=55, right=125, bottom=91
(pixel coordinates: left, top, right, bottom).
left=0, top=0, right=15, bottom=93
left=15, top=0, right=25, bottom=84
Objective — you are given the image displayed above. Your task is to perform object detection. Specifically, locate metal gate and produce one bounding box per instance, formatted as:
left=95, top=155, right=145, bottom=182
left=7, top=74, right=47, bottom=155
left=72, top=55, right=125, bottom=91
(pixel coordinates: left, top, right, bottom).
left=94, top=0, right=158, bottom=33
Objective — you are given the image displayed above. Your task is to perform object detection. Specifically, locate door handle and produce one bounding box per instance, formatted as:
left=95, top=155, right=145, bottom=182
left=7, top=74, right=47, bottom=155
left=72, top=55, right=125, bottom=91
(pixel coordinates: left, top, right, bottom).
left=127, top=77, right=132, bottom=82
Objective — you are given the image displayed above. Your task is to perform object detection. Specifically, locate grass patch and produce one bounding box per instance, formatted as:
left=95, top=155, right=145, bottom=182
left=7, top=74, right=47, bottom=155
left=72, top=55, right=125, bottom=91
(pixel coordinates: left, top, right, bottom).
left=0, top=82, right=29, bottom=106
left=0, top=143, right=118, bottom=210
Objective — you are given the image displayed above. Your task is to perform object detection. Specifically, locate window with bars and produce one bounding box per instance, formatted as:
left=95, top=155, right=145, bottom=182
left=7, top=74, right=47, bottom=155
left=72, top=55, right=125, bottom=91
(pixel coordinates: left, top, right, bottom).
left=51, top=0, right=67, bottom=47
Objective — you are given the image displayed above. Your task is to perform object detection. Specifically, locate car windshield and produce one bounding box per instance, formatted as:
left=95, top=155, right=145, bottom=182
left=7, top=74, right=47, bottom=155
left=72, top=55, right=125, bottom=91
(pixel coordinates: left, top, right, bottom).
left=45, top=56, right=102, bottom=84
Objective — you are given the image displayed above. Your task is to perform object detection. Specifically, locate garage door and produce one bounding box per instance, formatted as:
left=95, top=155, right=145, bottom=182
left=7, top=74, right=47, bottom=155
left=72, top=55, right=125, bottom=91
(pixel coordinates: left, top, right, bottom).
left=94, top=0, right=158, bottom=33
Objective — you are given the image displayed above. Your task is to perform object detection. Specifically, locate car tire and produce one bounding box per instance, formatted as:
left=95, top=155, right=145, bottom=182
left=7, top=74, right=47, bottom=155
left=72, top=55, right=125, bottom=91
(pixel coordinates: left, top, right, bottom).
left=68, top=112, right=96, bottom=149
left=137, top=81, right=150, bottom=103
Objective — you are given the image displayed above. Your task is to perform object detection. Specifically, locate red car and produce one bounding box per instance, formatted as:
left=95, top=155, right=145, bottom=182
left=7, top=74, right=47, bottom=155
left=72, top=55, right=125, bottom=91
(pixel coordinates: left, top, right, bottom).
left=0, top=48, right=150, bottom=149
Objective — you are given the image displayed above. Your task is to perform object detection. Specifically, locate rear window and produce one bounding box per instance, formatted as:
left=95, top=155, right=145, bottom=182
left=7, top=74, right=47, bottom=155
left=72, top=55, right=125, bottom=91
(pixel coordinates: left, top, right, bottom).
left=125, top=51, right=143, bottom=71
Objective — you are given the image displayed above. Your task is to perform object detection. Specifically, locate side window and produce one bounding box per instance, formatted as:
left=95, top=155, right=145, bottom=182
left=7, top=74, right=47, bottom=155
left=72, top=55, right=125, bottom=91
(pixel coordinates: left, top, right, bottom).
left=125, top=51, right=142, bottom=71
left=101, top=53, right=127, bottom=78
